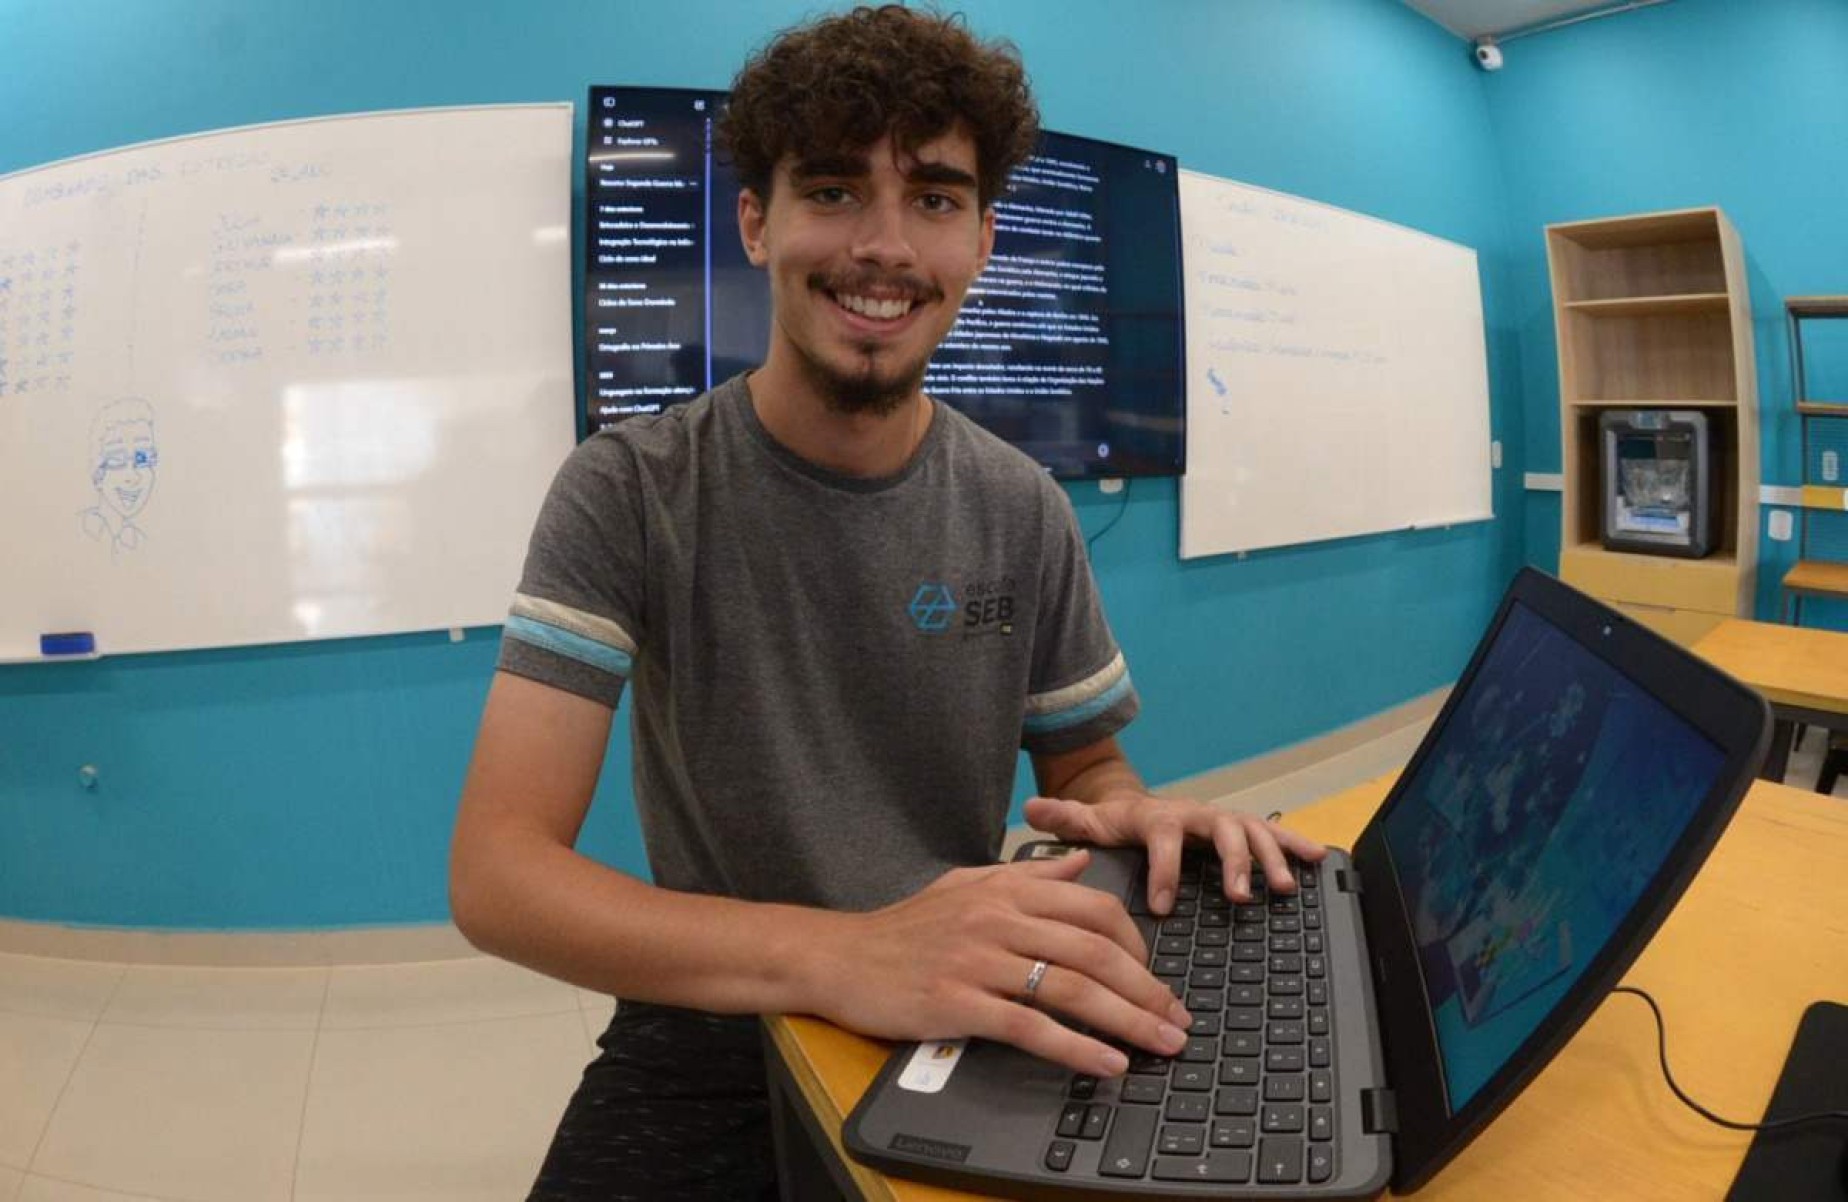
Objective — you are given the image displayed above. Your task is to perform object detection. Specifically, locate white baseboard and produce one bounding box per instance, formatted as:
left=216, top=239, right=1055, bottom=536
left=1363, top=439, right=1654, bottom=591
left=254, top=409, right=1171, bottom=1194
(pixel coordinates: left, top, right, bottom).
left=0, top=918, right=477, bottom=966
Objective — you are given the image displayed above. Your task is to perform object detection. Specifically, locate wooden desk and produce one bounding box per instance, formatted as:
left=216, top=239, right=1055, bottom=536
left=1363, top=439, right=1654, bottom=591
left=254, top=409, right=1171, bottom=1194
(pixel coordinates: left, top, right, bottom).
left=1692, top=618, right=1848, bottom=781
left=764, top=777, right=1848, bottom=1201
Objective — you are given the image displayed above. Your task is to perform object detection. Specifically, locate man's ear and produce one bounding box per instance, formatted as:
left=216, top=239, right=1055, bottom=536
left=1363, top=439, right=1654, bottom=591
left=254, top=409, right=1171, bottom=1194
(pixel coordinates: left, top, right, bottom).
left=975, top=203, right=997, bottom=275
left=738, top=188, right=769, bottom=267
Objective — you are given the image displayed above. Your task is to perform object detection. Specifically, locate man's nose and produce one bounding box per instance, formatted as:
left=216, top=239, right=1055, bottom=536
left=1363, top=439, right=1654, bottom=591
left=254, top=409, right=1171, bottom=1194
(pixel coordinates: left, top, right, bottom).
left=850, top=196, right=917, bottom=267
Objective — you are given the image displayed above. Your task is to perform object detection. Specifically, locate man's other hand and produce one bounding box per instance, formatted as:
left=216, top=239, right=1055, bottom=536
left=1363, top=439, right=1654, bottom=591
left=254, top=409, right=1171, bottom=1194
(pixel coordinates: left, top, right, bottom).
left=1023, top=794, right=1327, bottom=915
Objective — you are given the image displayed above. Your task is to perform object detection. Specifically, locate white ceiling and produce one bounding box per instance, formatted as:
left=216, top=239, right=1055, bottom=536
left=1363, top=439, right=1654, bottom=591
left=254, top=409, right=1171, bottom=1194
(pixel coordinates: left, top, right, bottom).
left=1401, top=0, right=1643, bottom=40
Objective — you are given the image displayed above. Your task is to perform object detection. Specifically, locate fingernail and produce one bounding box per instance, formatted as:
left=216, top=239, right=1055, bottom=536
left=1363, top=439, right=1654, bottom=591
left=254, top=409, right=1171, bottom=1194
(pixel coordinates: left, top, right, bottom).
left=1158, top=1023, right=1187, bottom=1050
left=1236, top=873, right=1250, bottom=896
left=1169, top=1000, right=1192, bottom=1027
left=1100, top=1048, right=1129, bottom=1076
left=1154, top=890, right=1173, bottom=914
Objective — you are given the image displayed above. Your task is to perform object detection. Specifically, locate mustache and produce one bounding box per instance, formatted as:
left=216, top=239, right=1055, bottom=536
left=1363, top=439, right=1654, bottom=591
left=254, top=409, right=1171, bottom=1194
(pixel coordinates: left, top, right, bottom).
left=808, top=269, right=943, bottom=305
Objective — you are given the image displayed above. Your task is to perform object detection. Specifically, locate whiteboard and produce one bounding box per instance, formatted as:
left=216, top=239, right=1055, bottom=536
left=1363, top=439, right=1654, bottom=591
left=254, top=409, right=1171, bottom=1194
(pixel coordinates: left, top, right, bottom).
left=0, top=105, right=577, bottom=657
left=1177, top=170, right=1492, bottom=559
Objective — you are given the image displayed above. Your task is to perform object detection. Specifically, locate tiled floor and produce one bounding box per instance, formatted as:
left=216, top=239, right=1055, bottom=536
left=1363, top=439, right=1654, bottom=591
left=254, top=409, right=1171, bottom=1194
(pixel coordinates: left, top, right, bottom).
left=0, top=957, right=611, bottom=1202
left=0, top=732, right=1425, bottom=1202
left=1, top=721, right=1835, bottom=1202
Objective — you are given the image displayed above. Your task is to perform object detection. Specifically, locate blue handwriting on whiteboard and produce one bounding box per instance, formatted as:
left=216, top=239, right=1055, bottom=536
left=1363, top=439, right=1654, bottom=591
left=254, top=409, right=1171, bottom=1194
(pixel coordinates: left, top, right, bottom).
left=1201, top=273, right=1298, bottom=298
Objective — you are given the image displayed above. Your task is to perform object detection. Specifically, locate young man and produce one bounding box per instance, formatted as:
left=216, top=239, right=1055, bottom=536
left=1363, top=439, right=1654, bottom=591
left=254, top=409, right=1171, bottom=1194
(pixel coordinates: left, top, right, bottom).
left=449, top=7, right=1323, bottom=1198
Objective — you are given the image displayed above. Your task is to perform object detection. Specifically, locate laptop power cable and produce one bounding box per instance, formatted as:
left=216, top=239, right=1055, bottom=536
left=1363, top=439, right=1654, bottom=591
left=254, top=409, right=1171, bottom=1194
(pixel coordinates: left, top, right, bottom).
left=1613, top=986, right=1848, bottom=1132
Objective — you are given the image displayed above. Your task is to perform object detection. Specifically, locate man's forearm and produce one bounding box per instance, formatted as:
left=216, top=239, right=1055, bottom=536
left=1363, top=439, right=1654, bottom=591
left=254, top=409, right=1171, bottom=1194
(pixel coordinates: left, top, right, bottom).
left=451, top=822, right=850, bottom=1016
left=1047, top=748, right=1150, bottom=808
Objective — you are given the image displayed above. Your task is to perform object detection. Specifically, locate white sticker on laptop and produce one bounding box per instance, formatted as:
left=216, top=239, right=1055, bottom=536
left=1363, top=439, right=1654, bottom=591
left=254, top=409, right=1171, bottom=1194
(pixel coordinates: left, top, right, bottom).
left=897, top=1039, right=968, bottom=1093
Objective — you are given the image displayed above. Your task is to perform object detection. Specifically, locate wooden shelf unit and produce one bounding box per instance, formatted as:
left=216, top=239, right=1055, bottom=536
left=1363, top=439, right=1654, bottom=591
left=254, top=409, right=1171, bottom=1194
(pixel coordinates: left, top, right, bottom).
left=1783, top=298, right=1848, bottom=619
left=1546, top=208, right=1759, bottom=645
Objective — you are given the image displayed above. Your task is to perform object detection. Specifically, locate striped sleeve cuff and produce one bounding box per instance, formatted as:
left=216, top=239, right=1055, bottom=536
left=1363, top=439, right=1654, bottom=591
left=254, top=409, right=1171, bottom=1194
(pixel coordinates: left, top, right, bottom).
left=503, top=593, right=637, bottom=681
left=1024, top=652, right=1135, bottom=739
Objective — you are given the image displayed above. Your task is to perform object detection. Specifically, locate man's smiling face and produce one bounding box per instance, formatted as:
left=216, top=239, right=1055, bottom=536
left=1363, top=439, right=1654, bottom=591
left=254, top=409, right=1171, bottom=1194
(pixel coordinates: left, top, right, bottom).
left=95, top=420, right=158, bottom=519
left=739, top=126, right=995, bottom=416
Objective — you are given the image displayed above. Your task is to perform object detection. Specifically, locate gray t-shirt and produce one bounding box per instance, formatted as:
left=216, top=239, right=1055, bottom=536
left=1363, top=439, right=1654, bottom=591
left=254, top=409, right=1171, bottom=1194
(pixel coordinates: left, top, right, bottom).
left=499, top=374, right=1139, bottom=911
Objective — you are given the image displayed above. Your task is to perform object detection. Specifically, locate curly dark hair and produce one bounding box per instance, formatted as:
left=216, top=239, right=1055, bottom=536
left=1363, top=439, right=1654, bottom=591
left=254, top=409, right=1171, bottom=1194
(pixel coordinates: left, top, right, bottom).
left=717, top=5, right=1039, bottom=211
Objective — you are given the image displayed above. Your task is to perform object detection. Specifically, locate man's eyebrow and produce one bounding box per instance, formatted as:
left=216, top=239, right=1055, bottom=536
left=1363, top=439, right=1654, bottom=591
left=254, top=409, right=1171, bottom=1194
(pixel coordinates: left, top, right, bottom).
left=789, top=153, right=870, bottom=182
left=905, top=161, right=978, bottom=190
left=787, top=155, right=978, bottom=191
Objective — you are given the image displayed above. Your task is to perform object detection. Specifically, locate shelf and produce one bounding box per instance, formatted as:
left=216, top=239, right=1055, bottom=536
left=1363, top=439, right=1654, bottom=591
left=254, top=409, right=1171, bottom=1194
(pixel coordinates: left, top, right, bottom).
left=1548, top=209, right=1729, bottom=304
left=1549, top=208, right=1721, bottom=250
left=1569, top=399, right=1738, bottom=408
left=1783, top=560, right=1848, bottom=599
left=1563, top=542, right=1738, bottom=569
left=1786, top=300, right=1846, bottom=617
left=1563, top=293, right=1730, bottom=317
left=1787, top=296, right=1848, bottom=318
left=1561, top=307, right=1737, bottom=401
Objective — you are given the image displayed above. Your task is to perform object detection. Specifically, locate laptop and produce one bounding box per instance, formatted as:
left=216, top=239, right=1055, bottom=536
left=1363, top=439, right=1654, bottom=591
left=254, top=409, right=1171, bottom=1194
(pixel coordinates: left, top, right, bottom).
left=844, top=568, right=1770, bottom=1199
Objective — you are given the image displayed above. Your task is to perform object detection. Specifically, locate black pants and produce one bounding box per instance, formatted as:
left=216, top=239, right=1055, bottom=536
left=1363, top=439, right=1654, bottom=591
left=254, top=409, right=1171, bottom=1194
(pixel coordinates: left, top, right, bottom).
left=528, top=1001, right=780, bottom=1201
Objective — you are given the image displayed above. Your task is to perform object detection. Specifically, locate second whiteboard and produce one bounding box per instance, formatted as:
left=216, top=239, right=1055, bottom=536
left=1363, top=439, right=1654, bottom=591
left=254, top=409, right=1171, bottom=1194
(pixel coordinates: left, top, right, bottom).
left=1178, top=170, right=1492, bottom=559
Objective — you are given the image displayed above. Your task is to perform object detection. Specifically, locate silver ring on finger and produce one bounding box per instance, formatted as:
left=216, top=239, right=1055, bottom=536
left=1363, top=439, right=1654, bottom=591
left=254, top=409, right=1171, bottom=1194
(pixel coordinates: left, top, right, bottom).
left=1021, top=958, right=1051, bottom=1005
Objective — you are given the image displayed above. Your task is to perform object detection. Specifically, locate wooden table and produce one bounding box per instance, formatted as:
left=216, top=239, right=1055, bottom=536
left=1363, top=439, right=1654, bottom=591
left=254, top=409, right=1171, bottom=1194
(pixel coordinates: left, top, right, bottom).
left=763, top=776, right=1848, bottom=1200
left=1691, top=618, right=1848, bottom=782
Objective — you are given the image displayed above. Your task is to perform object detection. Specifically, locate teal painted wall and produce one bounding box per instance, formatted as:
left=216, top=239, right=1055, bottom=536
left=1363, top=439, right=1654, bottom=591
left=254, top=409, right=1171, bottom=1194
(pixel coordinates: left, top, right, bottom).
left=1486, top=0, right=1848, bottom=628
left=0, top=0, right=1525, bottom=928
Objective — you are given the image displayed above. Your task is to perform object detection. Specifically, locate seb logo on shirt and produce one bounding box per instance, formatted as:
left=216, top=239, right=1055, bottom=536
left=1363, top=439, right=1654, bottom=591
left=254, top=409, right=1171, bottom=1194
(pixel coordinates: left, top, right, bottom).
left=908, top=578, right=1017, bottom=636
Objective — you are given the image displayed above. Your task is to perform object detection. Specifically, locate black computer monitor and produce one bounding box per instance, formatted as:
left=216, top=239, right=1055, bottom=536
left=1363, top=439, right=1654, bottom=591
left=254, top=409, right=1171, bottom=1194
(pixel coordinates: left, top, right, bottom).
left=583, top=85, right=1186, bottom=480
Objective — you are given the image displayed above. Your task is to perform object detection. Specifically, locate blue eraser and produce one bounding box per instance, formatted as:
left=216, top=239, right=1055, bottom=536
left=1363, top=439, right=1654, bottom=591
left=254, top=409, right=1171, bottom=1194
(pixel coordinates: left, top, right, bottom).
left=40, top=632, right=97, bottom=656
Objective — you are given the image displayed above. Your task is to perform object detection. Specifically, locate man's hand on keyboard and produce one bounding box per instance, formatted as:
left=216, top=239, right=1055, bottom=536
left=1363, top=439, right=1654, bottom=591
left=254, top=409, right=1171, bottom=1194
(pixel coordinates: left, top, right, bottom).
left=1022, top=794, right=1327, bottom=914
left=813, top=849, right=1193, bottom=1079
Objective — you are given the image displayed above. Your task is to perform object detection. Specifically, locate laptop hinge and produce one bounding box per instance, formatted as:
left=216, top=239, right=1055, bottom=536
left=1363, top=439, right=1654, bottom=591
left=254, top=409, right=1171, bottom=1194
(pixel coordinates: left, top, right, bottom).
left=1361, top=1088, right=1399, bottom=1135
left=1335, top=868, right=1363, bottom=895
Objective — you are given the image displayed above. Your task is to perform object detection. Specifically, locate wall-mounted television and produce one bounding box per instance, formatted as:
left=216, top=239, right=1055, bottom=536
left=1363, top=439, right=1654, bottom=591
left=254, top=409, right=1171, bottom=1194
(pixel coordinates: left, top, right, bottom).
left=584, top=86, right=1185, bottom=479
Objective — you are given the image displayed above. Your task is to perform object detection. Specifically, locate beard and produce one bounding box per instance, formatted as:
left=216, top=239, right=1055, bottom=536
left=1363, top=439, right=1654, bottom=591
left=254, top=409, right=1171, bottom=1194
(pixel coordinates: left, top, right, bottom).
left=791, top=336, right=929, bottom=417
left=797, top=268, right=946, bottom=416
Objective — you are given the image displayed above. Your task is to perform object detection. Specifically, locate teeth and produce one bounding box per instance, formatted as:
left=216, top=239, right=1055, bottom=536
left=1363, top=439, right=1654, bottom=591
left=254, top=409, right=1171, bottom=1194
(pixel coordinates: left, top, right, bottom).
left=837, top=293, right=912, bottom=320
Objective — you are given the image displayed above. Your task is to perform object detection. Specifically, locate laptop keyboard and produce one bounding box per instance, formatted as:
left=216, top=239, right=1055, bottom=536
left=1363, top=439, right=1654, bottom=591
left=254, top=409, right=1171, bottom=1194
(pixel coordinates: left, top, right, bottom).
left=1045, top=854, right=1338, bottom=1187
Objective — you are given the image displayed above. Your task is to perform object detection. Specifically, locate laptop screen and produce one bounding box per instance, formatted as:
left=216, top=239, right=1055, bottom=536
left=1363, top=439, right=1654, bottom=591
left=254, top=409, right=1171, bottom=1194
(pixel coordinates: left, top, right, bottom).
left=1379, top=600, right=1726, bottom=1110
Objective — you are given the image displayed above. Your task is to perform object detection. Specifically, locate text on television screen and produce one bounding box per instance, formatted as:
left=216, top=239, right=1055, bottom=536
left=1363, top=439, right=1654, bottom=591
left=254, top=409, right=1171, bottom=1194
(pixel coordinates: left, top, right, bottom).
left=584, top=85, right=1186, bottom=479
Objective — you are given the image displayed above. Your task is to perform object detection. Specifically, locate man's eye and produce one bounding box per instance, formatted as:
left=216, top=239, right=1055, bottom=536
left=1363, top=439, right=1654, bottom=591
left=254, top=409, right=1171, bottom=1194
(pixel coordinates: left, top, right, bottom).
left=809, top=186, right=853, bottom=206
left=918, top=193, right=960, bottom=213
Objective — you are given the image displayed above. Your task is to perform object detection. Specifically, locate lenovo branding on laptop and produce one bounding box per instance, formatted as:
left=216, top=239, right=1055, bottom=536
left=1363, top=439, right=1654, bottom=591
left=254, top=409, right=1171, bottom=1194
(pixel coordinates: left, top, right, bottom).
left=845, top=568, right=1769, bottom=1199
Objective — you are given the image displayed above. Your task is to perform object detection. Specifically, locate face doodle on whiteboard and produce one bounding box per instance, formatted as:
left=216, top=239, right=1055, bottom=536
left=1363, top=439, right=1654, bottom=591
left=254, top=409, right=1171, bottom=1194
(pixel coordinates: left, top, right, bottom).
left=78, top=398, right=159, bottom=557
